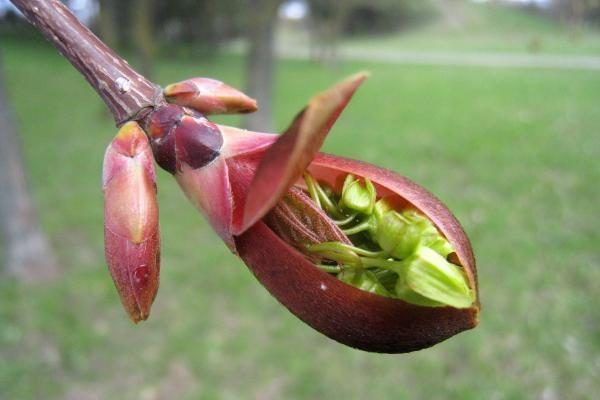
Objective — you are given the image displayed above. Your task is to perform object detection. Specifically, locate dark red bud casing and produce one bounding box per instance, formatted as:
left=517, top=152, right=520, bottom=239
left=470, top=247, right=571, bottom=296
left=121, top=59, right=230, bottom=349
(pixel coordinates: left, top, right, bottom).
left=145, top=105, right=223, bottom=174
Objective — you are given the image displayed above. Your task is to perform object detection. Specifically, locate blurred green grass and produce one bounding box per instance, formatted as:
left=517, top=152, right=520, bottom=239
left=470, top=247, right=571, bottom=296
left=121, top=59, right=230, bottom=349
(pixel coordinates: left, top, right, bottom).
left=1, top=34, right=599, bottom=399
left=344, top=1, right=600, bottom=54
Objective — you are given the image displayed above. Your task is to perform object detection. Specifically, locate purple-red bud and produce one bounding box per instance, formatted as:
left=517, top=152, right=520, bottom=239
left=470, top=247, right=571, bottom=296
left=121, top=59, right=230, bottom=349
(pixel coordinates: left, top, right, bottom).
left=145, top=104, right=182, bottom=173
left=173, top=115, right=222, bottom=169
left=145, top=105, right=223, bottom=174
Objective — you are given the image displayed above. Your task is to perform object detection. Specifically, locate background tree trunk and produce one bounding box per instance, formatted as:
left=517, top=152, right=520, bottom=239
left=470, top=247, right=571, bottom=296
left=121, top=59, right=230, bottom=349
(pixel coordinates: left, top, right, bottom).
left=244, top=0, right=282, bottom=132
left=0, top=53, right=59, bottom=282
left=192, top=0, right=219, bottom=56
left=97, top=0, right=119, bottom=49
left=308, top=0, right=350, bottom=67
left=132, top=0, right=156, bottom=79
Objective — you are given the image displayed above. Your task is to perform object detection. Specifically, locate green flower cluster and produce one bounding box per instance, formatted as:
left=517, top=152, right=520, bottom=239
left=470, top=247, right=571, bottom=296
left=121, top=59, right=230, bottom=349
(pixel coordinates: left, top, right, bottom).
left=303, top=174, right=474, bottom=309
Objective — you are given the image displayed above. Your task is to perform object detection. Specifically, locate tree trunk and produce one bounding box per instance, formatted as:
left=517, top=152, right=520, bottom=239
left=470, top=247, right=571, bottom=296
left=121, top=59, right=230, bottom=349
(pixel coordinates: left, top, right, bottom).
left=191, top=0, right=218, bottom=56
left=0, top=54, right=59, bottom=282
left=244, top=0, right=281, bottom=132
left=98, top=0, right=119, bottom=49
left=307, top=0, right=349, bottom=67
left=132, top=0, right=156, bottom=79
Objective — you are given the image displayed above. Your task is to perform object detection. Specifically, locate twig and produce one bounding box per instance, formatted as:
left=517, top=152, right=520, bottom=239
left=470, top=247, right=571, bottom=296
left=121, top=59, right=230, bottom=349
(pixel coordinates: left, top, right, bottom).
left=10, top=0, right=161, bottom=125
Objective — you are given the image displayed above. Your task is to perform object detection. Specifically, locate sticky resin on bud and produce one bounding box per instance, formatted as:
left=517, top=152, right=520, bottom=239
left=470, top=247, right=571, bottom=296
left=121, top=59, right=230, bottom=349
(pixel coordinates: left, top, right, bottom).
left=299, top=172, right=475, bottom=309
left=103, top=122, right=160, bottom=323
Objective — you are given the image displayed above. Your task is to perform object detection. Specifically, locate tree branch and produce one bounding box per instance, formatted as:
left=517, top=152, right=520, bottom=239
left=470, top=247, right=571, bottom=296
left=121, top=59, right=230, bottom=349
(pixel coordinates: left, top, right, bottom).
left=10, top=0, right=161, bottom=125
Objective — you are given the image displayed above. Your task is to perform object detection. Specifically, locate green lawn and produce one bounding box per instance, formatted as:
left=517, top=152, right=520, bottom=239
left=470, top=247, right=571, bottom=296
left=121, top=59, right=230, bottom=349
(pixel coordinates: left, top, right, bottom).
left=1, top=35, right=599, bottom=399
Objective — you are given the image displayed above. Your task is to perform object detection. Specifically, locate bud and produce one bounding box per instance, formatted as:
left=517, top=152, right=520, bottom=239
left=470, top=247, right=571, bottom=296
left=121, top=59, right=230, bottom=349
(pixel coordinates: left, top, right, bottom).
left=164, top=77, right=258, bottom=115
left=403, top=210, right=454, bottom=257
left=370, top=203, right=455, bottom=260
left=397, top=247, right=474, bottom=309
left=145, top=104, right=182, bottom=173
left=340, top=174, right=376, bottom=214
left=376, top=210, right=422, bottom=259
left=226, top=73, right=478, bottom=352
left=145, top=105, right=223, bottom=174
left=173, top=114, right=223, bottom=169
left=103, top=122, right=160, bottom=323
left=142, top=72, right=479, bottom=353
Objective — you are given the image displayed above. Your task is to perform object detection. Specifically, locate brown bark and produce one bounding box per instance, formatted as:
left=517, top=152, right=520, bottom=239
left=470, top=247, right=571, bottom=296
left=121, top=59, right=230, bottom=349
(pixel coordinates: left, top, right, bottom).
left=0, top=53, right=59, bottom=282
left=244, top=0, right=282, bottom=132
left=10, top=0, right=160, bottom=125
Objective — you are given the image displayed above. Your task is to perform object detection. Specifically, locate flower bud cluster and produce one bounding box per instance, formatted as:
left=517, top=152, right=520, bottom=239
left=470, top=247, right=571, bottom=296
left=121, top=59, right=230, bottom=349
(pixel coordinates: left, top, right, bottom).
left=99, top=72, right=478, bottom=352
left=305, top=174, right=474, bottom=308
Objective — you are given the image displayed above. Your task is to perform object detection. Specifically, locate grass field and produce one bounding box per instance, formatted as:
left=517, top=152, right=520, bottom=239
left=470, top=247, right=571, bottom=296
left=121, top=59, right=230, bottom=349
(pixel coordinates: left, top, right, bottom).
left=1, top=21, right=599, bottom=400
left=342, top=1, right=600, bottom=55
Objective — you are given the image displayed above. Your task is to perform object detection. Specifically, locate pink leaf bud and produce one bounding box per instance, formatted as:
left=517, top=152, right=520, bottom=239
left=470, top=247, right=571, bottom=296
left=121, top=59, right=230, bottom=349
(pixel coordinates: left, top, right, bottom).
left=103, top=122, right=160, bottom=323
left=164, top=77, right=258, bottom=115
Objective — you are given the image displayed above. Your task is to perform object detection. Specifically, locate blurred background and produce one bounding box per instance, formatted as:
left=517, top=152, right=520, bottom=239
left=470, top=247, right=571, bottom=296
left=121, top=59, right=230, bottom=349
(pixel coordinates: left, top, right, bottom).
left=0, top=0, right=598, bottom=398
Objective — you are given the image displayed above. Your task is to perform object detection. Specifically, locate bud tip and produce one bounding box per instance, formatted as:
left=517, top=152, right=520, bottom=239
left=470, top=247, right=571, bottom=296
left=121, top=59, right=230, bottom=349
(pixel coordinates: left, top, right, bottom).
left=164, top=81, right=196, bottom=100
left=112, top=121, right=149, bottom=157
